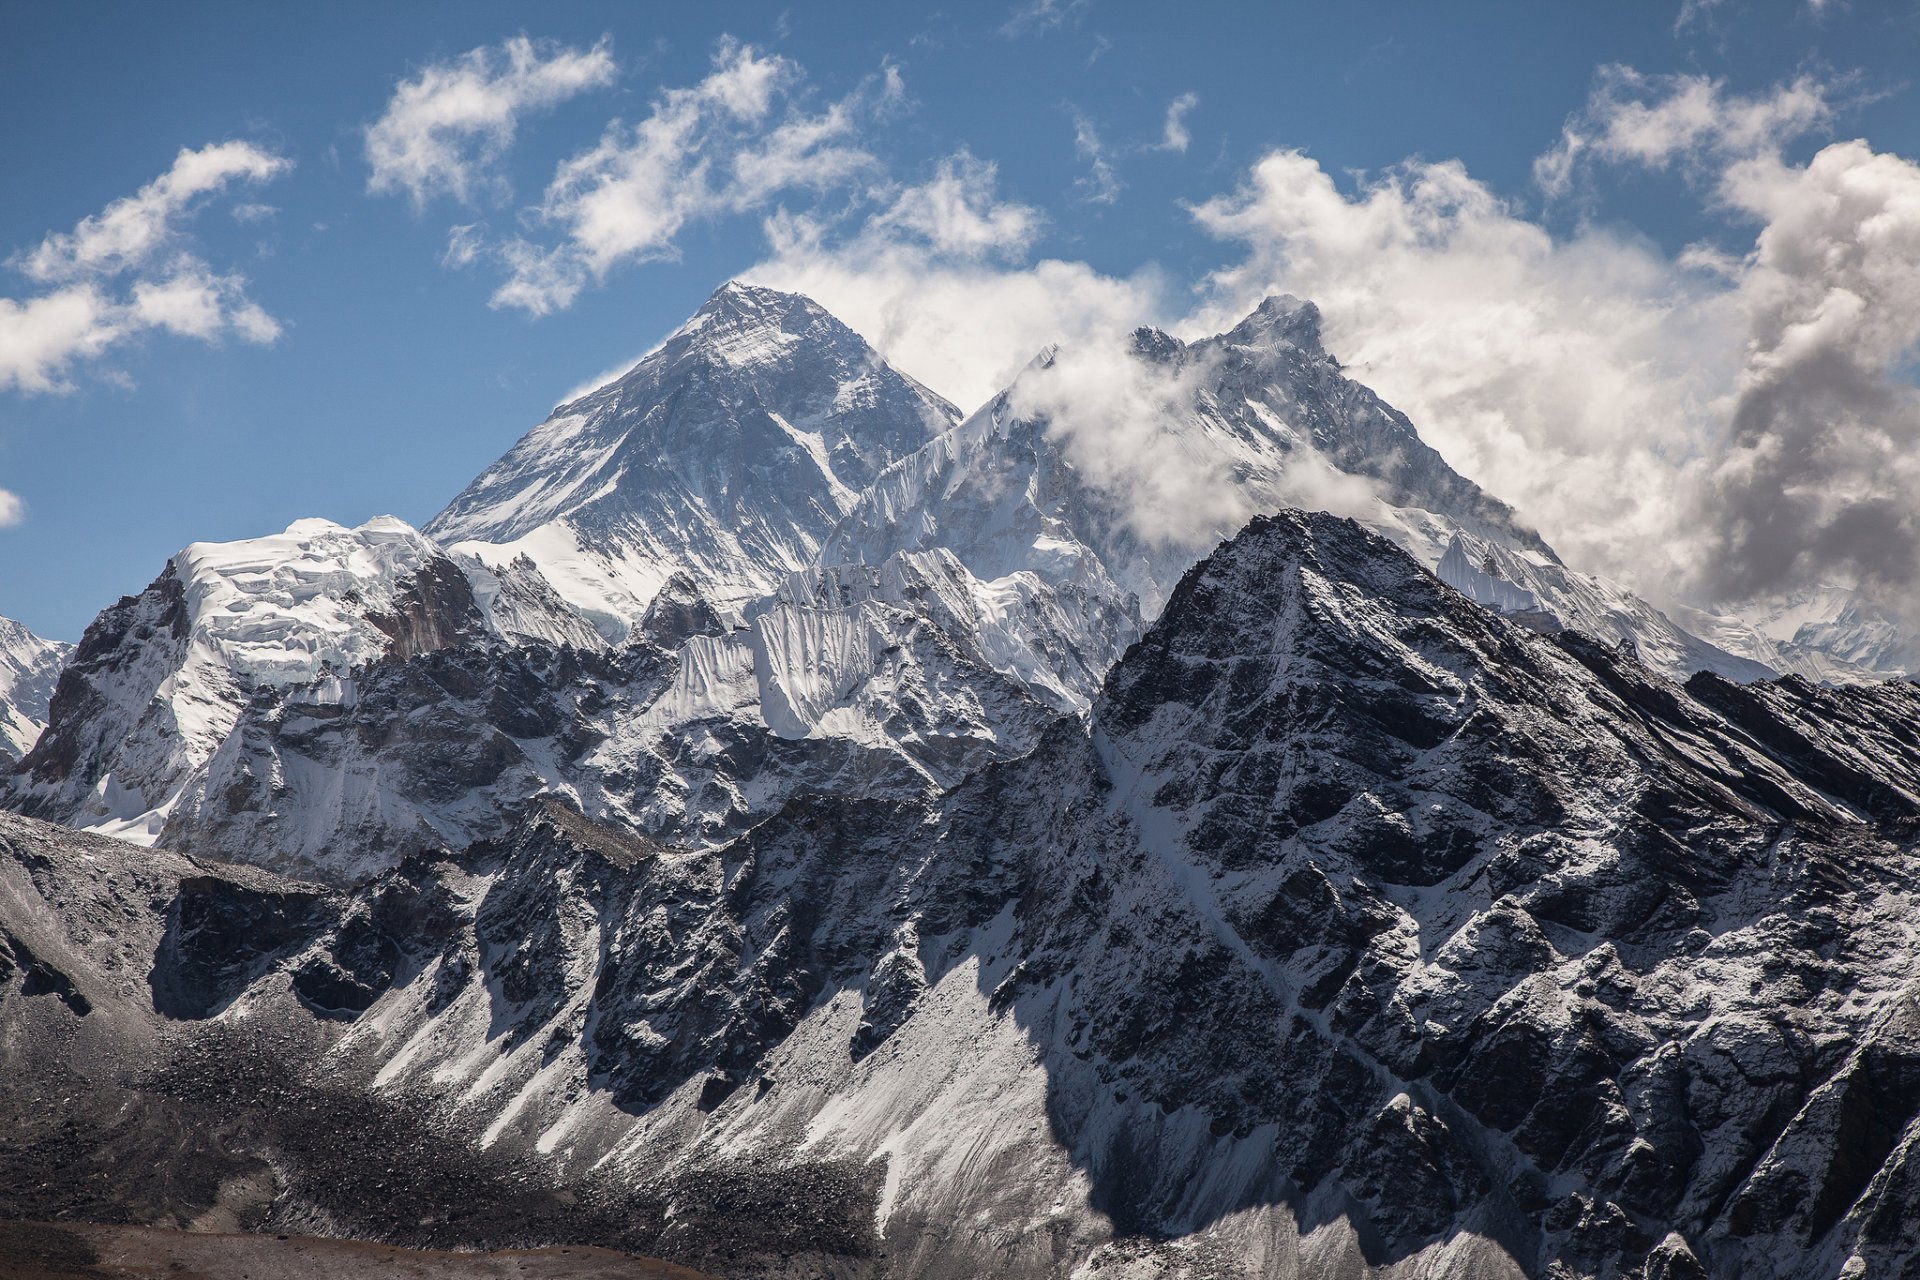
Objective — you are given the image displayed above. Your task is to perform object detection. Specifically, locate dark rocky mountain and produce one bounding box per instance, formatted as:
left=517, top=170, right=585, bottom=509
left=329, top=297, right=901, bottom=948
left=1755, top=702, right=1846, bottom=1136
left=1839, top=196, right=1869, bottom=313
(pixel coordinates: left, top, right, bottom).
left=6, top=510, right=1919, bottom=1278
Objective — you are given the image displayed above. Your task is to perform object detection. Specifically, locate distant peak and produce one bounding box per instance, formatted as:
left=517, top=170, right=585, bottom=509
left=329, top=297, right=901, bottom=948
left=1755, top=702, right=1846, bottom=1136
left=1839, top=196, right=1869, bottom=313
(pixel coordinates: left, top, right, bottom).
left=1131, top=326, right=1183, bottom=361
left=1227, top=294, right=1324, bottom=352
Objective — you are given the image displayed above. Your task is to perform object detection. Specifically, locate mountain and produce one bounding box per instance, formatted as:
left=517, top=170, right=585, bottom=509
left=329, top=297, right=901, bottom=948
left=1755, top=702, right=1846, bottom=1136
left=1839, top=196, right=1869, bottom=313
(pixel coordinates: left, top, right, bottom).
left=6, top=516, right=598, bottom=859
left=0, top=284, right=1810, bottom=883
left=824, top=295, right=1772, bottom=691
left=427, top=282, right=961, bottom=639
left=6, top=507, right=1060, bottom=882
left=7, top=510, right=1919, bottom=1278
left=0, top=614, right=68, bottom=761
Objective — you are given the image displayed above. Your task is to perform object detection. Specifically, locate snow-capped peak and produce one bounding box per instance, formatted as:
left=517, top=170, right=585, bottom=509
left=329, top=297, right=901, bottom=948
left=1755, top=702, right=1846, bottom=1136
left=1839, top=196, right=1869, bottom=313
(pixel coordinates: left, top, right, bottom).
left=427, top=281, right=963, bottom=635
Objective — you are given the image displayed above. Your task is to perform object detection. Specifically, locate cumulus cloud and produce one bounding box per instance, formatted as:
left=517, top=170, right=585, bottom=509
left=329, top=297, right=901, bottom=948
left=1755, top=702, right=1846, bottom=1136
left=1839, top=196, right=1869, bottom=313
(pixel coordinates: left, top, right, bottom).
left=1535, top=65, right=1835, bottom=196
left=1696, top=140, right=1920, bottom=598
left=461, top=39, right=895, bottom=315
left=747, top=154, right=1162, bottom=410
left=1191, top=148, right=1732, bottom=596
left=1191, top=67, right=1920, bottom=618
left=365, top=34, right=616, bottom=207
left=1, top=142, right=290, bottom=393
left=0, top=489, right=21, bottom=527
left=1152, top=92, right=1198, bottom=153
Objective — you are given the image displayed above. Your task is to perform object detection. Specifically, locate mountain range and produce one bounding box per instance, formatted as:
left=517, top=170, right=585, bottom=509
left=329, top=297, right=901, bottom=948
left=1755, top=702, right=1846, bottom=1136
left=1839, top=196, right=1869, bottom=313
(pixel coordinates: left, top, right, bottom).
left=3, top=282, right=1918, bottom=1279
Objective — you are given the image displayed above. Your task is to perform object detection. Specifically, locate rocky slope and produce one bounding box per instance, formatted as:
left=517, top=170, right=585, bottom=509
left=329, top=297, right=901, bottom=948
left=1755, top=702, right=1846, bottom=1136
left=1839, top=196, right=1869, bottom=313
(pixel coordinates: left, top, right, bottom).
left=0, top=615, right=68, bottom=763
left=7, top=512, right=1920, bottom=1278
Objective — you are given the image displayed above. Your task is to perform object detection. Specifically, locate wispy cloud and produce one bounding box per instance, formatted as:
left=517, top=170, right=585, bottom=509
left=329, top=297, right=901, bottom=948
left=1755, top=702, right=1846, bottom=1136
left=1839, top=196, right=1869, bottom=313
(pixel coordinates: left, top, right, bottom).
left=19, top=140, right=289, bottom=282
left=1, top=141, right=290, bottom=394
left=1071, top=111, right=1121, bottom=203
left=998, top=0, right=1091, bottom=39
left=0, top=488, right=22, bottom=528
left=1535, top=65, right=1836, bottom=196
left=453, top=39, right=900, bottom=315
left=1150, top=92, right=1199, bottom=153
left=365, top=34, right=617, bottom=208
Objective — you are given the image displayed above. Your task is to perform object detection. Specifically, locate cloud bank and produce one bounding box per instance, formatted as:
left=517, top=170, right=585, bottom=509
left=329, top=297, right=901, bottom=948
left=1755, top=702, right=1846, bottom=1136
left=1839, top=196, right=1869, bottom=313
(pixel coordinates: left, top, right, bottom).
left=1192, top=66, right=1920, bottom=619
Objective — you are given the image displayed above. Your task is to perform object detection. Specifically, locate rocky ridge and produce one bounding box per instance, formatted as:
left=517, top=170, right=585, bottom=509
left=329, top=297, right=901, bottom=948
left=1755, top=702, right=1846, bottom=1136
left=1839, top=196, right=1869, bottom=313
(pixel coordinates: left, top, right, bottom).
left=5, top=512, right=1920, bottom=1278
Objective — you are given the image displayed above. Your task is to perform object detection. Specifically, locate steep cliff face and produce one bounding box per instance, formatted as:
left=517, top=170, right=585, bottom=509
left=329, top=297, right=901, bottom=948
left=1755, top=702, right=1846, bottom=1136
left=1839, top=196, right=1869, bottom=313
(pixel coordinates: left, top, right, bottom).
left=8, top=512, right=1919, bottom=1279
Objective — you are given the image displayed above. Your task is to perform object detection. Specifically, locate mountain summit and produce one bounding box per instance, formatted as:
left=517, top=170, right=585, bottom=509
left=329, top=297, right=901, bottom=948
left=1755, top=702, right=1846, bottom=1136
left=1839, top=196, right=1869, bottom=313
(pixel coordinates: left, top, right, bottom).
left=427, top=282, right=961, bottom=638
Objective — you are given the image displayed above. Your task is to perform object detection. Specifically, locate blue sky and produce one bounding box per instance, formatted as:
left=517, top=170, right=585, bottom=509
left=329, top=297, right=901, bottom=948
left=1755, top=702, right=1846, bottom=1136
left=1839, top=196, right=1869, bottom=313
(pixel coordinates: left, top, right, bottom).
left=4, top=0, right=1920, bottom=639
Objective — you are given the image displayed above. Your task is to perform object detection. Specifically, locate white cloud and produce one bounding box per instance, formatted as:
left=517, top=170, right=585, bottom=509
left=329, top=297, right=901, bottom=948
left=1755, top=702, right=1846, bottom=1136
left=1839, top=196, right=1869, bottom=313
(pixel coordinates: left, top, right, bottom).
left=365, top=34, right=616, bottom=208
left=864, top=153, right=1041, bottom=258
left=1191, top=148, right=1741, bottom=602
left=999, top=0, right=1090, bottom=38
left=0, top=286, right=122, bottom=393
left=1, top=144, right=288, bottom=394
left=1694, top=139, right=1920, bottom=597
left=1190, top=66, right=1920, bottom=616
left=748, top=155, right=1160, bottom=411
left=1006, top=340, right=1256, bottom=549
left=0, top=488, right=21, bottom=527
left=1071, top=112, right=1122, bottom=204
left=475, top=40, right=895, bottom=315
left=1152, top=92, right=1198, bottom=154
left=19, top=140, right=289, bottom=282
left=1675, top=0, right=1838, bottom=33
left=1536, top=65, right=1835, bottom=196
left=443, top=222, right=485, bottom=268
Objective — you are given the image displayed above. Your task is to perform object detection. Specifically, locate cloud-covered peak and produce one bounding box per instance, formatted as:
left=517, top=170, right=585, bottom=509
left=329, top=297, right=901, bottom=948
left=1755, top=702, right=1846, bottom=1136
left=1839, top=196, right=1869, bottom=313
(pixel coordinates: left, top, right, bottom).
left=1224, top=294, right=1323, bottom=350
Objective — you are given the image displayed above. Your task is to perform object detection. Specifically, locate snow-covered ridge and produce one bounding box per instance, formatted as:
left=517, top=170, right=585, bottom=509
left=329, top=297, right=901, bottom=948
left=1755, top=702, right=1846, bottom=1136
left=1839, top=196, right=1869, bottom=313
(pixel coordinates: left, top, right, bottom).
left=0, top=614, right=69, bottom=759
left=7, top=515, right=598, bottom=849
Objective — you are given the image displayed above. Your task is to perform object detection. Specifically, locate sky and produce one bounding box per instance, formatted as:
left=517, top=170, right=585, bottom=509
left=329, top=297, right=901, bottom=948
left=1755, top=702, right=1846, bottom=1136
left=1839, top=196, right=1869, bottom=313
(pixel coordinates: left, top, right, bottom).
left=4, top=1, right=1920, bottom=640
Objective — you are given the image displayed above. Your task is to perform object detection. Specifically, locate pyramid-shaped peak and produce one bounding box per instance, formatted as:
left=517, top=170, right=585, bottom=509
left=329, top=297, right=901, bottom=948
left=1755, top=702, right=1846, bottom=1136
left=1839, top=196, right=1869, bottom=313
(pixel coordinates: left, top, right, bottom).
left=1225, top=294, right=1324, bottom=349
left=691, top=279, right=839, bottom=333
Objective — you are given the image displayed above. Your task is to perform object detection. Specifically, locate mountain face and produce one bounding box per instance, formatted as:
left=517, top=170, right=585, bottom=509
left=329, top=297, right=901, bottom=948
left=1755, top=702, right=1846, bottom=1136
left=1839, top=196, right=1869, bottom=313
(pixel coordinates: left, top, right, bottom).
left=427, top=282, right=961, bottom=638
left=7, top=506, right=1060, bottom=882
left=7, top=517, right=599, bottom=857
left=0, top=614, right=68, bottom=761
left=7, top=511, right=1920, bottom=1280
